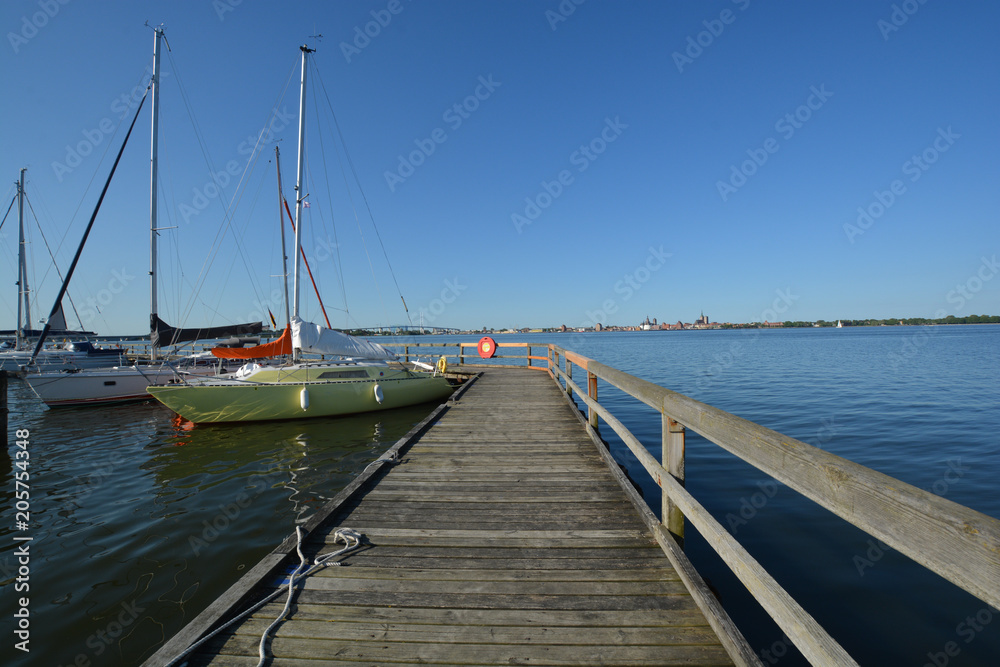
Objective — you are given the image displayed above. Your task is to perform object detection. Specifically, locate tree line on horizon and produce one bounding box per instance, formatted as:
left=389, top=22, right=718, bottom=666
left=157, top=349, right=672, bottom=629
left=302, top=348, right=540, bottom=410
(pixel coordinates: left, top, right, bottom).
left=780, top=315, right=1000, bottom=327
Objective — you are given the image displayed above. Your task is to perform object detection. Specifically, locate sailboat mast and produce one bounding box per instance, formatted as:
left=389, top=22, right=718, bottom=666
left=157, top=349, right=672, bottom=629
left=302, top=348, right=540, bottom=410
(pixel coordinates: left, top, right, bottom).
left=149, top=25, right=163, bottom=360
left=291, top=44, right=313, bottom=362
left=292, top=44, right=313, bottom=322
left=274, top=146, right=292, bottom=327
left=16, top=168, right=29, bottom=348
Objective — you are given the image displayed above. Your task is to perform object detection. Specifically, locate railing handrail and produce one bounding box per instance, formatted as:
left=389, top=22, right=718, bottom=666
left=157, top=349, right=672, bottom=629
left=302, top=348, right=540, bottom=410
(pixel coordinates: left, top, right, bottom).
left=543, top=342, right=1000, bottom=665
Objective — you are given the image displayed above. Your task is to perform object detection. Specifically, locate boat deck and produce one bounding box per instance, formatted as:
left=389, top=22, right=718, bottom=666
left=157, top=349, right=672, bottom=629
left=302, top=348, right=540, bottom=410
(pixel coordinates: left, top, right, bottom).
left=145, top=367, right=743, bottom=666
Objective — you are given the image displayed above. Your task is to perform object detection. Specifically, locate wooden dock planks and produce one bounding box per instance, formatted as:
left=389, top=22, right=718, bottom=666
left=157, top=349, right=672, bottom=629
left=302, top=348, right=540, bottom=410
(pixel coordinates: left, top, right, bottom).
left=163, top=368, right=738, bottom=666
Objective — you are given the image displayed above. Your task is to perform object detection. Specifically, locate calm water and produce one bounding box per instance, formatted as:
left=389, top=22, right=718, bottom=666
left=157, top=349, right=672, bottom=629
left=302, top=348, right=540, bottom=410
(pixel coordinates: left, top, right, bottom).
left=1, top=326, right=997, bottom=666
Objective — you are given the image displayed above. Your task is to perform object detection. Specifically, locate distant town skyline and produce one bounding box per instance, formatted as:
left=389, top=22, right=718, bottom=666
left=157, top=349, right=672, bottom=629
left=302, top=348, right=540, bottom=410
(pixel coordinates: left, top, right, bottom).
left=2, top=2, right=996, bottom=335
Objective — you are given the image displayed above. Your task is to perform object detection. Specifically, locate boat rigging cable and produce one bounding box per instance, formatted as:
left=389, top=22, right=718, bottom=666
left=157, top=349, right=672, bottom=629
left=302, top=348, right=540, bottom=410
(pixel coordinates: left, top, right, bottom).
left=162, top=47, right=292, bottom=328
left=311, top=58, right=414, bottom=326
left=22, top=192, right=87, bottom=331
left=29, top=86, right=149, bottom=363
left=281, top=195, right=332, bottom=328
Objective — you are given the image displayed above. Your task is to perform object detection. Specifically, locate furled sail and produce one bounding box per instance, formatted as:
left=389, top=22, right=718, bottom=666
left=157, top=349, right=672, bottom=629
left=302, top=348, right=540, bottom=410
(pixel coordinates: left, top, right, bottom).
left=291, top=316, right=395, bottom=360
left=211, top=324, right=291, bottom=359
left=151, top=314, right=263, bottom=348
left=49, top=301, right=68, bottom=330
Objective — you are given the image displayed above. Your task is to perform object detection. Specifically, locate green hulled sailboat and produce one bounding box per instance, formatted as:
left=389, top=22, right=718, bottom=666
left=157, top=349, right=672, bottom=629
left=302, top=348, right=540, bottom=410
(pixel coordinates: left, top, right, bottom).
left=146, top=45, right=455, bottom=423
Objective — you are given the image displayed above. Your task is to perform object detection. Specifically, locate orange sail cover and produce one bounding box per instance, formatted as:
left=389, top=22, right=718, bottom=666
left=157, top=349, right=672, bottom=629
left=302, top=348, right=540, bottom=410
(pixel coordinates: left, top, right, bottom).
left=211, top=325, right=291, bottom=359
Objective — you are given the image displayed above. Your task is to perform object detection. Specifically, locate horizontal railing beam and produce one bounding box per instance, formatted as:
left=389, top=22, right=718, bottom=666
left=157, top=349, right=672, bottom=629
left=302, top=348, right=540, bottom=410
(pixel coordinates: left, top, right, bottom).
left=552, top=363, right=856, bottom=665
left=584, top=358, right=1000, bottom=611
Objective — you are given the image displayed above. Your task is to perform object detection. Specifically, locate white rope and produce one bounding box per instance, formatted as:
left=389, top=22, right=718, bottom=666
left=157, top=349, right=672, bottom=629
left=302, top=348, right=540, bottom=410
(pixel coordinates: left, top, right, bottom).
left=163, top=527, right=363, bottom=667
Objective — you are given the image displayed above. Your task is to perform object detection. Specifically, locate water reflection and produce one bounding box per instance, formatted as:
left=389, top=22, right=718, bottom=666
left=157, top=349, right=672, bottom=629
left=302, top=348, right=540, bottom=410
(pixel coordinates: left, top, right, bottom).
left=0, top=376, right=437, bottom=667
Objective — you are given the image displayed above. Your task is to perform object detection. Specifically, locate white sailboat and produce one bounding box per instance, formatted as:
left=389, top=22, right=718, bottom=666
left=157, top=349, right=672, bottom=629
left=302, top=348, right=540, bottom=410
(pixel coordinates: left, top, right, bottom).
left=147, top=45, right=455, bottom=423
left=1, top=170, right=127, bottom=374
left=25, top=26, right=257, bottom=406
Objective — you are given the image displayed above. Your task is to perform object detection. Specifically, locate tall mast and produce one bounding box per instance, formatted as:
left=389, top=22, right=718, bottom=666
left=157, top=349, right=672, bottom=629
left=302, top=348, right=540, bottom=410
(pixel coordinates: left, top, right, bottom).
left=291, top=44, right=313, bottom=361
left=274, top=146, right=292, bottom=327
left=16, top=168, right=29, bottom=348
left=148, top=25, right=164, bottom=359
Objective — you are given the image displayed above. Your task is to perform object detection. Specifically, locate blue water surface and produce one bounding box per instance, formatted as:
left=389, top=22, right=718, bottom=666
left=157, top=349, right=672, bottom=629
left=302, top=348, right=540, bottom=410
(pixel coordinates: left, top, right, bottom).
left=1, top=325, right=997, bottom=666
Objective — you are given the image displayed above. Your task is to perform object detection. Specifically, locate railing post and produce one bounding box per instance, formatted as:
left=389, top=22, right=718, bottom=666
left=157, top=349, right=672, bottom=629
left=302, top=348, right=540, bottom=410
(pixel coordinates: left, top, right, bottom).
left=458, top=343, right=464, bottom=366
left=587, top=371, right=598, bottom=430
left=663, top=415, right=686, bottom=543
left=566, top=359, right=573, bottom=397
left=403, top=344, right=409, bottom=363
left=526, top=344, right=531, bottom=368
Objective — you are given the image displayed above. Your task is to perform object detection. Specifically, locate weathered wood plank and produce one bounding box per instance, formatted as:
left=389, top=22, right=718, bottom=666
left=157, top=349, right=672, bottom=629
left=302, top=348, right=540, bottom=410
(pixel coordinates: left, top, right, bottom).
left=248, top=603, right=710, bottom=627
left=162, top=368, right=741, bottom=667
left=308, top=566, right=679, bottom=582
left=201, top=634, right=735, bottom=666
left=231, top=618, right=723, bottom=646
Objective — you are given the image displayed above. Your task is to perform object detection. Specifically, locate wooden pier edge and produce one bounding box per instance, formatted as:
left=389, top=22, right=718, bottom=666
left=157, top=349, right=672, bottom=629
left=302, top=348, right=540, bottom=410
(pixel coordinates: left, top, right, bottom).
left=139, top=374, right=482, bottom=667
left=552, top=374, right=762, bottom=667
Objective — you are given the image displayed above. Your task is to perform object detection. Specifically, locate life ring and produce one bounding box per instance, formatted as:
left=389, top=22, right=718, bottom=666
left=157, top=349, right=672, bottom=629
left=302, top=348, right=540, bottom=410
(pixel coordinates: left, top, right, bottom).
left=436, top=356, right=448, bottom=374
left=477, top=336, right=497, bottom=359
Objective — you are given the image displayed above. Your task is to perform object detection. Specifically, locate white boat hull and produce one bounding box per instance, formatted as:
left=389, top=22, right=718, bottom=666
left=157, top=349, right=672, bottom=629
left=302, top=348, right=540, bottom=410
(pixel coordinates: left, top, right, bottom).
left=25, top=361, right=226, bottom=407
left=0, top=347, right=127, bottom=374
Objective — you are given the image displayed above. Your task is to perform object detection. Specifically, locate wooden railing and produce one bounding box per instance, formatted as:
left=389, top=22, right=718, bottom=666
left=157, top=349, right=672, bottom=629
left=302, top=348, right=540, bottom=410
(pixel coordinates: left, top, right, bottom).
left=547, top=344, right=1000, bottom=665
left=381, top=340, right=548, bottom=369
left=401, top=340, right=1000, bottom=666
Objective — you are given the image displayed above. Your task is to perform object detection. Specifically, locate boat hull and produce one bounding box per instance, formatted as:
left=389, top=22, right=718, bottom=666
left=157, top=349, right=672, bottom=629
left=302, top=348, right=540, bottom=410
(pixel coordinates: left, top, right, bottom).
left=146, top=369, right=454, bottom=423
left=0, top=348, right=127, bottom=374
left=25, top=366, right=180, bottom=407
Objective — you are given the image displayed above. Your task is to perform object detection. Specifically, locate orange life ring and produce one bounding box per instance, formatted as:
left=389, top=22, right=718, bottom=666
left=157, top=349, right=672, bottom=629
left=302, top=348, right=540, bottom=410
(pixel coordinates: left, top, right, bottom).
left=477, top=336, right=497, bottom=359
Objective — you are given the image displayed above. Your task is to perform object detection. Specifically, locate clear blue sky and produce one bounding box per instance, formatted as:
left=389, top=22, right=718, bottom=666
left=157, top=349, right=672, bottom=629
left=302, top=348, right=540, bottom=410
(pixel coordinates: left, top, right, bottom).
left=2, top=0, right=998, bottom=334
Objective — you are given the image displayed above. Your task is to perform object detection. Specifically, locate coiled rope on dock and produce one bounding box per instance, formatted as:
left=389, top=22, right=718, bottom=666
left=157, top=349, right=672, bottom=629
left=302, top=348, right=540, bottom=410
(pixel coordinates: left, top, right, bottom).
left=164, top=527, right=363, bottom=667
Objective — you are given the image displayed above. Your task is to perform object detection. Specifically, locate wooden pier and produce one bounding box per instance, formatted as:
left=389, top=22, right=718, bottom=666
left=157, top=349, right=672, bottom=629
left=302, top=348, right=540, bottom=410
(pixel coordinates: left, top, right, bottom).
left=145, top=342, right=1000, bottom=667
left=146, top=367, right=748, bottom=666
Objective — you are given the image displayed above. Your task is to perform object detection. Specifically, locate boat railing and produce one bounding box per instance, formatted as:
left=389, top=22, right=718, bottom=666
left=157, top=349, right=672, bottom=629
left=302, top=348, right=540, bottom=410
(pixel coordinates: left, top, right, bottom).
left=387, top=339, right=1000, bottom=665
